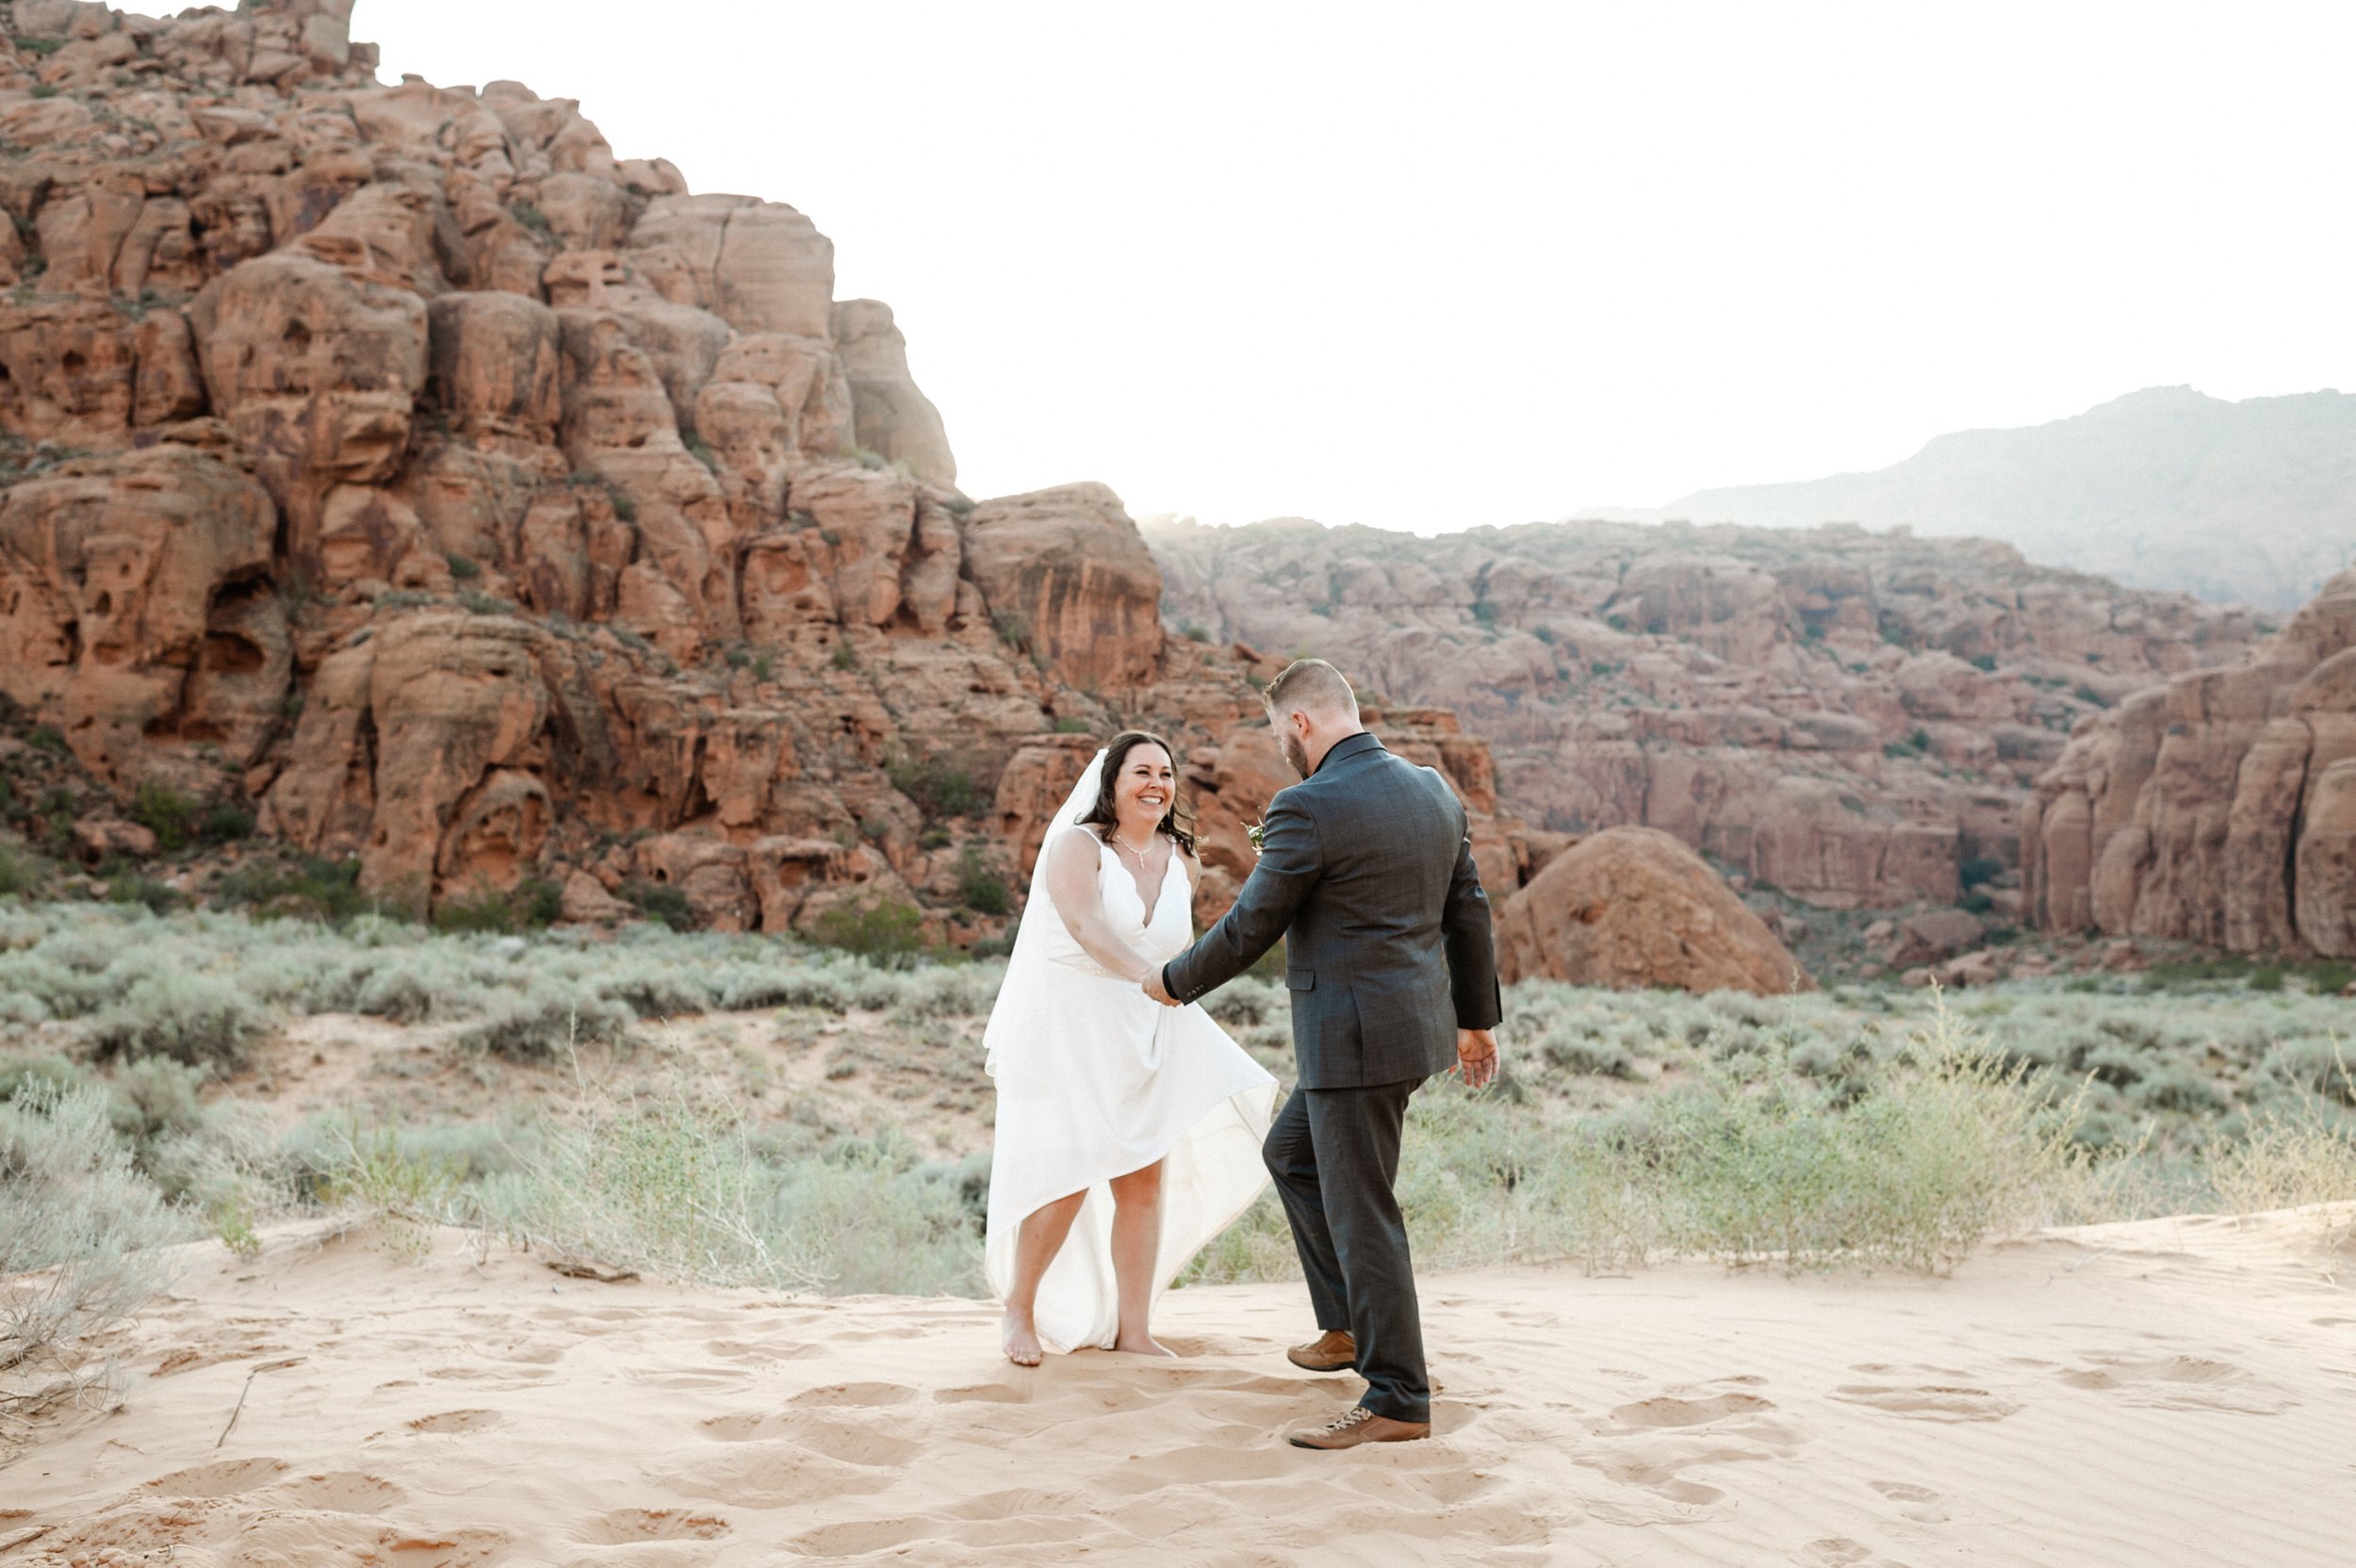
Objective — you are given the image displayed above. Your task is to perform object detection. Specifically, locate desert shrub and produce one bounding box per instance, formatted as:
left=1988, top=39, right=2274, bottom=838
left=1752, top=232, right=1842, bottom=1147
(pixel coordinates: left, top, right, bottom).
left=211, top=854, right=374, bottom=924
left=810, top=899, right=928, bottom=969
left=451, top=979, right=633, bottom=1062
left=596, top=952, right=718, bottom=1019
left=957, top=847, right=1010, bottom=916
left=1539, top=1025, right=1636, bottom=1079
left=0, top=1054, right=89, bottom=1104
left=761, top=1133, right=986, bottom=1296
left=2208, top=1104, right=2356, bottom=1245
left=433, top=878, right=562, bottom=934
left=2129, top=1064, right=2227, bottom=1115
left=1633, top=1029, right=2061, bottom=1271
left=889, top=754, right=981, bottom=820
left=888, top=960, right=1003, bottom=1020
left=2298, top=961, right=2352, bottom=995
left=128, top=780, right=194, bottom=852
left=319, top=1123, right=466, bottom=1260
left=0, top=844, right=53, bottom=900
left=2265, top=1038, right=2356, bottom=1106
left=107, top=1055, right=210, bottom=1157
left=85, top=972, right=269, bottom=1070
left=619, top=878, right=695, bottom=931
left=478, top=1087, right=816, bottom=1288
left=1, top=1085, right=187, bottom=1404
left=106, top=871, right=182, bottom=913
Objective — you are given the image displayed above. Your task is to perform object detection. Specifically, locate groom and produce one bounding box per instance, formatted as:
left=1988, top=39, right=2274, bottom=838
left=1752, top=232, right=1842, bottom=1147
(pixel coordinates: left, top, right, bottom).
left=1145, top=658, right=1502, bottom=1449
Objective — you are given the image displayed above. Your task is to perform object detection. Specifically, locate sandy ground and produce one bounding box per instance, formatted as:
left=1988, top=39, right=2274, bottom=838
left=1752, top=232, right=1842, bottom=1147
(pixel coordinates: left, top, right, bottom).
left=3, top=1209, right=2350, bottom=1567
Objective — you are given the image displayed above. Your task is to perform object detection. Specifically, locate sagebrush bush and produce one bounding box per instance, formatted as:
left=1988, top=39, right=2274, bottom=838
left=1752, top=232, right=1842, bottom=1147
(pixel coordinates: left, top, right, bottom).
left=478, top=1087, right=817, bottom=1288
left=453, top=979, right=634, bottom=1062
left=86, top=972, right=269, bottom=1069
left=1, top=1084, right=187, bottom=1400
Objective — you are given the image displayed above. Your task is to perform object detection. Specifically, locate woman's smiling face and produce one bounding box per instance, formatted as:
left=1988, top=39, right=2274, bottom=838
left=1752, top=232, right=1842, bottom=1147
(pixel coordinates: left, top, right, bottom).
left=1115, top=743, right=1175, bottom=829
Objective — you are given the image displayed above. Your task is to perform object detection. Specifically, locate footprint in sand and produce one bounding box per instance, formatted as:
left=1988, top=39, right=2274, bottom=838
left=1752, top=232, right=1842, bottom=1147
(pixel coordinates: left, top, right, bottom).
left=1804, top=1540, right=1873, bottom=1565
left=934, top=1381, right=1031, bottom=1405
left=652, top=1444, right=893, bottom=1511
left=1601, top=1392, right=1776, bottom=1431
left=1833, top=1365, right=2019, bottom=1423
left=367, top=1527, right=509, bottom=1566
left=406, top=1409, right=503, bottom=1435
left=141, top=1456, right=289, bottom=1497
left=705, top=1337, right=824, bottom=1364
left=698, top=1410, right=920, bottom=1467
left=263, top=1471, right=407, bottom=1512
left=2053, top=1353, right=2292, bottom=1413
left=1578, top=1387, right=1798, bottom=1514
left=576, top=1508, right=730, bottom=1544
left=1869, top=1478, right=1950, bottom=1522
left=785, top=1381, right=918, bottom=1408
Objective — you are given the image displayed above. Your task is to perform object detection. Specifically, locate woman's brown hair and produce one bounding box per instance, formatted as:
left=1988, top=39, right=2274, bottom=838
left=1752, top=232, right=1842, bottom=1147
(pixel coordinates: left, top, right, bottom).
left=1076, top=730, right=1197, bottom=856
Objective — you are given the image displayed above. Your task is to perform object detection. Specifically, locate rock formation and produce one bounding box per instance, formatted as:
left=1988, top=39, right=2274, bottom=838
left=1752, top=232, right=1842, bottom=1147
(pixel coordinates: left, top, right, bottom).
left=1494, top=826, right=1809, bottom=995
left=0, top=1, right=1523, bottom=939
left=1150, top=516, right=2262, bottom=913
left=2024, top=569, right=2356, bottom=957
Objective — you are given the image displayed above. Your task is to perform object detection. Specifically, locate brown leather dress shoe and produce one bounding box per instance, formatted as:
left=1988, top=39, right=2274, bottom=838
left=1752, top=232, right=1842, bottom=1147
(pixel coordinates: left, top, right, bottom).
left=1288, top=1405, right=1432, bottom=1449
left=1286, top=1330, right=1355, bottom=1372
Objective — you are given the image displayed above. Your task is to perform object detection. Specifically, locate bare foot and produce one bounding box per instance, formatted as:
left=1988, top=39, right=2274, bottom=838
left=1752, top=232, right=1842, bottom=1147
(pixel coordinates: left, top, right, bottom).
left=1113, top=1331, right=1177, bottom=1357
left=1003, top=1311, right=1043, bottom=1367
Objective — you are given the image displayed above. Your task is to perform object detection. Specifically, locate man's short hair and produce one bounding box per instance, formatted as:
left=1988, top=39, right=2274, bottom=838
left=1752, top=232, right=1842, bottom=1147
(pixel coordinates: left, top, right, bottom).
left=1263, top=658, right=1358, bottom=720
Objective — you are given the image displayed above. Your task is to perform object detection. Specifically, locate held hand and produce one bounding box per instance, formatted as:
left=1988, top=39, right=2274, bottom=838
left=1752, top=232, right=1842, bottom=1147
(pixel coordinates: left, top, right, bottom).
left=1454, top=1028, right=1500, bottom=1091
left=1141, top=970, right=1180, bottom=1007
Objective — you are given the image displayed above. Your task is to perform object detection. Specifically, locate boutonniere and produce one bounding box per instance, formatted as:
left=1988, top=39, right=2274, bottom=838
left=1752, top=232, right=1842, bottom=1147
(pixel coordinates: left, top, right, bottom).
left=1246, top=819, right=1267, bottom=857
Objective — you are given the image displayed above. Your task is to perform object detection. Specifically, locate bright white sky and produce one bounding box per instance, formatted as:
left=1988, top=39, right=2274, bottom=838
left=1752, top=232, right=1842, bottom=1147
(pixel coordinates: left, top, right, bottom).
left=220, top=3, right=2356, bottom=527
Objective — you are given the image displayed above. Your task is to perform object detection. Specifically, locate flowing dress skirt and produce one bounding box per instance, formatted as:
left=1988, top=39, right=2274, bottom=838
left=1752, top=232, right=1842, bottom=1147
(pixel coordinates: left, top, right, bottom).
left=984, top=965, right=1276, bottom=1352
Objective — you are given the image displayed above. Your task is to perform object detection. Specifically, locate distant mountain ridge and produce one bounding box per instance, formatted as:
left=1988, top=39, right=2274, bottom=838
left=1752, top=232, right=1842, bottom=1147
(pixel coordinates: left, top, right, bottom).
left=1578, top=387, right=2356, bottom=611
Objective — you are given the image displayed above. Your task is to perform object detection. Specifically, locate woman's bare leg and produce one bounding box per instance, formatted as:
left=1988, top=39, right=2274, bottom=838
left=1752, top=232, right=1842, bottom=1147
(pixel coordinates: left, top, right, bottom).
left=1107, top=1160, right=1174, bottom=1356
left=1002, top=1191, right=1086, bottom=1366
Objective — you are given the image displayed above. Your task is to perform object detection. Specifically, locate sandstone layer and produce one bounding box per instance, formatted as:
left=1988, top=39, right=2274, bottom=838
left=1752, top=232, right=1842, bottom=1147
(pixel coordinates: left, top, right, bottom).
left=0, top=1, right=1526, bottom=939
left=1495, top=826, right=1809, bottom=995
left=1149, top=517, right=2262, bottom=913
left=2024, top=569, right=2356, bottom=957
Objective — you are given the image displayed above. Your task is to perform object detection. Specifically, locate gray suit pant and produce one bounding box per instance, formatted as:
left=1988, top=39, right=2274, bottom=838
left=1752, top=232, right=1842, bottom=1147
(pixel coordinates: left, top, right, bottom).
left=1262, top=1076, right=1429, bottom=1424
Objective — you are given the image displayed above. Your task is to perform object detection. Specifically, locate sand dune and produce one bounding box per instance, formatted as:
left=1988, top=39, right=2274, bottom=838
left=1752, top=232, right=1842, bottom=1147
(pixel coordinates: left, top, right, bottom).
left=4, top=1210, right=2350, bottom=1565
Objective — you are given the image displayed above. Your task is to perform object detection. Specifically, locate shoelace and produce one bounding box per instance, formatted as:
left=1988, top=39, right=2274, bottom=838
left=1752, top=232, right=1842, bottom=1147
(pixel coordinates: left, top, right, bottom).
left=1319, top=1406, right=1376, bottom=1434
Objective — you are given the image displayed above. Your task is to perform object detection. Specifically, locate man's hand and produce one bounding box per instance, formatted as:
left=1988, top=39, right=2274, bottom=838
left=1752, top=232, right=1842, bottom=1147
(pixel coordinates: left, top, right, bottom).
left=1454, top=1028, right=1500, bottom=1090
left=1142, top=970, right=1180, bottom=1007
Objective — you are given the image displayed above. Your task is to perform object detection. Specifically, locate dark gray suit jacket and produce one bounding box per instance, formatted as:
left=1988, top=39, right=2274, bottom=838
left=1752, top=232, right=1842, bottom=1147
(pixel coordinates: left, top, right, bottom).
left=1162, top=733, right=1502, bottom=1090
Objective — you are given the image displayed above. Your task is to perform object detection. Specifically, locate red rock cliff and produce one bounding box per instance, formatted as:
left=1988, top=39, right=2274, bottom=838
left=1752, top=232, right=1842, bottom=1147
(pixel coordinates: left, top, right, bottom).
left=0, top=1, right=1517, bottom=934
left=2023, top=569, right=2356, bottom=956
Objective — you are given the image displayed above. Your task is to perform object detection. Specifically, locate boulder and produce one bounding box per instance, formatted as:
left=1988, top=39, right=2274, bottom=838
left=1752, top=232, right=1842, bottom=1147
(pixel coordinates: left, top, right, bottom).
left=559, top=867, right=633, bottom=925
left=1893, top=908, right=1987, bottom=967
left=71, top=815, right=156, bottom=863
left=1494, top=826, right=1809, bottom=995
left=831, top=299, right=956, bottom=486
left=626, top=194, right=834, bottom=338
left=0, top=447, right=288, bottom=789
left=190, top=252, right=427, bottom=582
left=964, top=483, right=1164, bottom=690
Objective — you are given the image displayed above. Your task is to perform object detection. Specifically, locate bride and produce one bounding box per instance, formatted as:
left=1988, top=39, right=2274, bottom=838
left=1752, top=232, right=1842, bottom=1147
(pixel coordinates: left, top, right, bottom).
left=983, top=730, right=1278, bottom=1365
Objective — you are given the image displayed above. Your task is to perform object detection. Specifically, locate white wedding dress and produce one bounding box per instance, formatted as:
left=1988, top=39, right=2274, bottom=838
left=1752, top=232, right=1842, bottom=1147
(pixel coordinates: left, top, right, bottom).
left=982, top=753, right=1278, bottom=1353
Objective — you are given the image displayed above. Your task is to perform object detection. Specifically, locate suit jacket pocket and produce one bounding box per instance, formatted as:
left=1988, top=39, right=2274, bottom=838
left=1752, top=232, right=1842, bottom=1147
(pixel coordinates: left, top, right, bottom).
left=1285, top=968, right=1316, bottom=990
